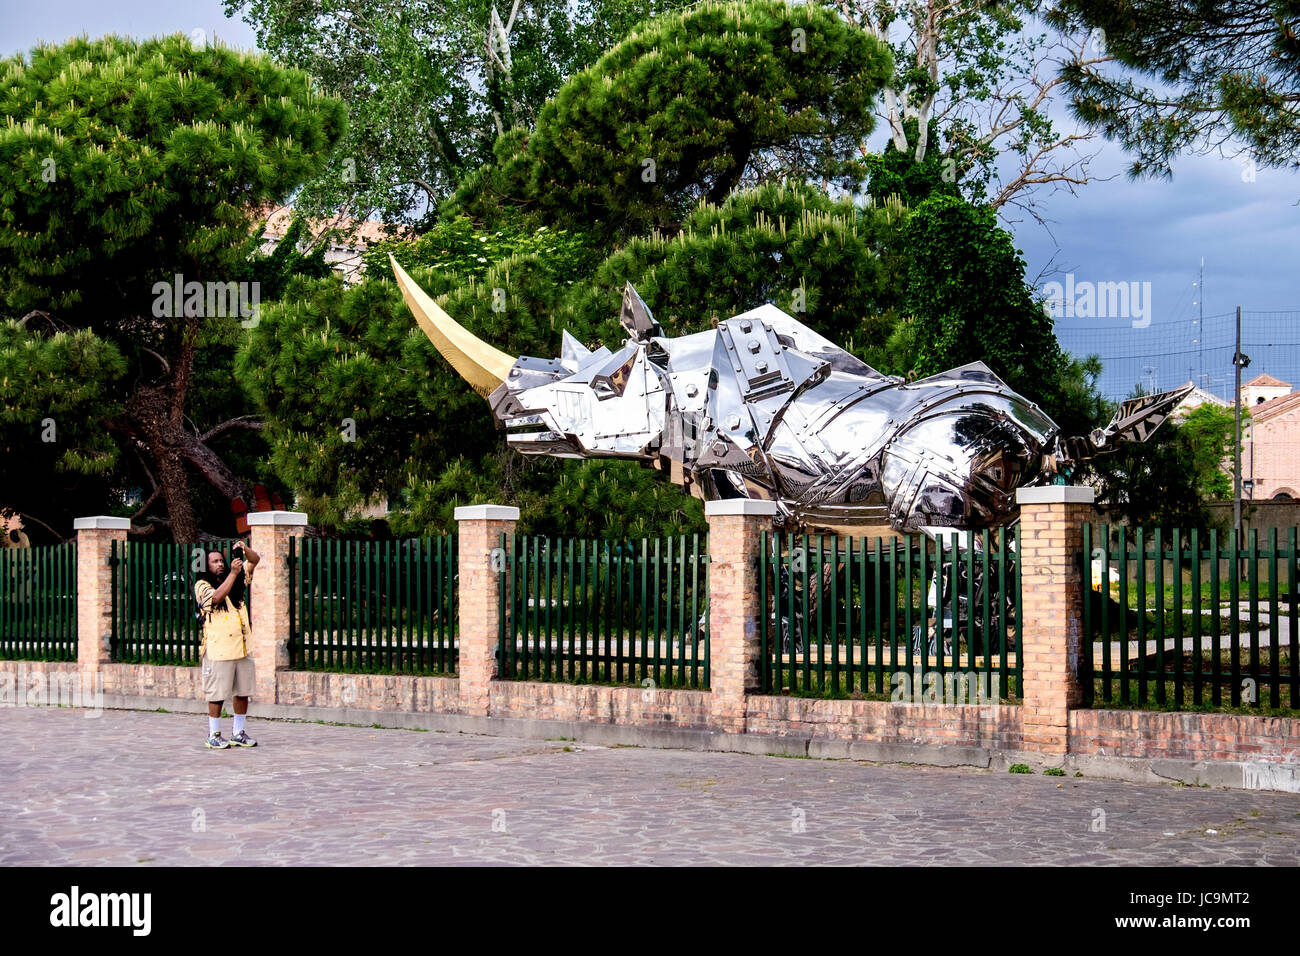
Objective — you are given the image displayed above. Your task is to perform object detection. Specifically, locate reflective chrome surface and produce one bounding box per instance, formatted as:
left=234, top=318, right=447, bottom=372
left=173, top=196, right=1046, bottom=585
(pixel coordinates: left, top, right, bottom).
left=444, top=283, right=1191, bottom=532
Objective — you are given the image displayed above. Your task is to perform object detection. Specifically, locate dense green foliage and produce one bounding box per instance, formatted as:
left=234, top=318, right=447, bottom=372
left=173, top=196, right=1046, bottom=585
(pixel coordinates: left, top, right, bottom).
left=5, top=5, right=1125, bottom=541
left=364, top=216, right=600, bottom=284
left=247, top=218, right=334, bottom=302
left=224, top=0, right=694, bottom=224
left=452, top=0, right=893, bottom=239
left=0, top=35, right=346, bottom=539
left=864, top=119, right=964, bottom=208
left=565, top=181, right=906, bottom=352
left=0, top=322, right=128, bottom=529
left=895, top=194, right=1101, bottom=435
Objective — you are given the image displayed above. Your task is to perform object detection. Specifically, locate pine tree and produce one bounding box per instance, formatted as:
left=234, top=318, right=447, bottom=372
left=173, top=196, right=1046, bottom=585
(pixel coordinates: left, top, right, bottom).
left=452, top=0, right=893, bottom=239
left=0, top=35, right=346, bottom=539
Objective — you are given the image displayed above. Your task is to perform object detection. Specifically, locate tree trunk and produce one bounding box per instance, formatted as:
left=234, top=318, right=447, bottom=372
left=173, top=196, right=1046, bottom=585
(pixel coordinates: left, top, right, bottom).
left=117, top=318, right=252, bottom=542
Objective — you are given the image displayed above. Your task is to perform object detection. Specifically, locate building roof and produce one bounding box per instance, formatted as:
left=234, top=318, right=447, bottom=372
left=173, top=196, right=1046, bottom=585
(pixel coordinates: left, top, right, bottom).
left=254, top=203, right=409, bottom=249
left=1252, top=390, right=1300, bottom=423
left=1244, top=372, right=1293, bottom=389
left=1175, top=381, right=1230, bottom=408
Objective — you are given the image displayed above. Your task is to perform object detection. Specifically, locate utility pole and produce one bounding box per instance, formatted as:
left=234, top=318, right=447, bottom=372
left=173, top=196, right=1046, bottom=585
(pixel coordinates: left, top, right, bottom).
left=1197, top=257, right=1204, bottom=388
left=1232, top=305, right=1249, bottom=539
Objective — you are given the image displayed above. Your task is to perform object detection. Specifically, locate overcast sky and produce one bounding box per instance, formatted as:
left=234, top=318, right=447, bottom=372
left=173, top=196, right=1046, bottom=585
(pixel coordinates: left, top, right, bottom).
left=5, top=0, right=1297, bottom=400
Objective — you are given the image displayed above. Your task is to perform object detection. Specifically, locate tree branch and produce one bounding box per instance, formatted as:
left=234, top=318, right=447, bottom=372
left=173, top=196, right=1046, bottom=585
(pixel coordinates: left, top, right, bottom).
left=200, top=415, right=266, bottom=443
left=130, top=486, right=164, bottom=521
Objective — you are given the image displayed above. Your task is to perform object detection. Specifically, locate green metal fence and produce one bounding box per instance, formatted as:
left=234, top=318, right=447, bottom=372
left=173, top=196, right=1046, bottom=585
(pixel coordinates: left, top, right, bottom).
left=289, top=536, right=458, bottom=674
left=498, top=534, right=709, bottom=688
left=111, top=540, right=243, bottom=664
left=759, top=531, right=1022, bottom=699
left=0, top=543, right=77, bottom=660
left=1083, top=524, right=1299, bottom=711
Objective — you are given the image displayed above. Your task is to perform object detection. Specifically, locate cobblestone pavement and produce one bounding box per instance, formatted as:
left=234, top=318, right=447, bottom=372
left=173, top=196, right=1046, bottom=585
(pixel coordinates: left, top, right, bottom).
left=2, top=707, right=1298, bottom=866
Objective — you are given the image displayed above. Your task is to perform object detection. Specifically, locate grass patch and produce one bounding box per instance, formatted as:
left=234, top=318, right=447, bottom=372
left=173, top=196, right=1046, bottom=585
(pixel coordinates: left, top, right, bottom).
left=499, top=662, right=708, bottom=691
left=1009, top=763, right=1033, bottom=774
left=0, top=650, right=78, bottom=662
left=1089, top=649, right=1297, bottom=714
left=769, top=669, right=1021, bottom=703
left=1044, top=767, right=1065, bottom=777
left=291, top=661, right=457, bottom=677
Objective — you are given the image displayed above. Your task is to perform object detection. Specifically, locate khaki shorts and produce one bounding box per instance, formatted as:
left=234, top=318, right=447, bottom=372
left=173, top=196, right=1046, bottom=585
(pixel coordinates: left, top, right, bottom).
left=200, top=654, right=256, bottom=702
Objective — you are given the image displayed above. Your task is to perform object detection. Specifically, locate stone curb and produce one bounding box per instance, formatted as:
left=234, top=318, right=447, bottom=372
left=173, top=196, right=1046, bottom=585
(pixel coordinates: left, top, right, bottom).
left=88, top=693, right=1300, bottom=793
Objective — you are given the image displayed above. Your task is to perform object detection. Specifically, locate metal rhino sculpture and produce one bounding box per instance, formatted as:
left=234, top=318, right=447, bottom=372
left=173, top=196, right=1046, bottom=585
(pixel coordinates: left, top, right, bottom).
left=390, top=256, right=1191, bottom=534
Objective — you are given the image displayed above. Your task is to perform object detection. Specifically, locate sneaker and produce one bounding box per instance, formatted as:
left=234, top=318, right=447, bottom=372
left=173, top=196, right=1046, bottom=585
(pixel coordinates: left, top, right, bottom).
left=229, top=730, right=257, bottom=748
left=205, top=732, right=230, bottom=750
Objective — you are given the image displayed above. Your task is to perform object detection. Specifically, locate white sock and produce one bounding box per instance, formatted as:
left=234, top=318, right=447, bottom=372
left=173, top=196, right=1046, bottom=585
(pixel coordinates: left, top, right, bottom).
left=233, top=714, right=246, bottom=734
left=209, top=716, right=220, bottom=735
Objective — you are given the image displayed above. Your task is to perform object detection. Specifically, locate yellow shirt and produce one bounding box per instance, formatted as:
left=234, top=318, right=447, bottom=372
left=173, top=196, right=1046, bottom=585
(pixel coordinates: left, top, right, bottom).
left=196, top=565, right=252, bottom=661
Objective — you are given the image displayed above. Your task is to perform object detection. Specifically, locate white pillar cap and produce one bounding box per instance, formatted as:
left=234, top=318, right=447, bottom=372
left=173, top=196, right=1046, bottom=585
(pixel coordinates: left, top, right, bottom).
left=704, top=499, right=780, bottom=517
left=1015, top=486, right=1095, bottom=505
left=246, top=511, right=310, bottom=526
left=73, top=516, right=131, bottom=530
left=454, top=504, right=520, bottom=521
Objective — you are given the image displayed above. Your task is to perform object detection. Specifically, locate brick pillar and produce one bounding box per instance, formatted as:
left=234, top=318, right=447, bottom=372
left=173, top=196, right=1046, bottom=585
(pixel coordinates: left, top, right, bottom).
left=1016, top=486, right=1095, bottom=753
left=455, top=505, right=518, bottom=716
left=73, top=516, right=130, bottom=674
left=705, top=500, right=777, bottom=734
left=247, top=511, right=308, bottom=703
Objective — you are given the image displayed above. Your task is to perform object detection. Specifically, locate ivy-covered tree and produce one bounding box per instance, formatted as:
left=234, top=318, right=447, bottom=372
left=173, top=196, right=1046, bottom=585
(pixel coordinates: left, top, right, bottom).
left=247, top=218, right=334, bottom=302
left=893, top=193, right=1095, bottom=432
left=864, top=118, right=964, bottom=207
left=0, top=35, right=346, bottom=540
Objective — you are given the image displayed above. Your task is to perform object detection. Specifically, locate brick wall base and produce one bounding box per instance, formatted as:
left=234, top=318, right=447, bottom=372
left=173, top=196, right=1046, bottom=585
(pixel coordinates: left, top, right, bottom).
left=0, top=660, right=202, bottom=700
left=6, top=660, right=1297, bottom=791
left=489, top=681, right=712, bottom=729
left=1071, top=709, right=1300, bottom=763
left=746, top=696, right=1022, bottom=749
left=276, top=671, right=460, bottom=714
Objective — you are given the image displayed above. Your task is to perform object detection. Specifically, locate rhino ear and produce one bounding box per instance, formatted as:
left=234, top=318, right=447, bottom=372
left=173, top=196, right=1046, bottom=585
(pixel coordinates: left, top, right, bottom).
left=620, top=283, right=663, bottom=340
left=560, top=329, right=592, bottom=364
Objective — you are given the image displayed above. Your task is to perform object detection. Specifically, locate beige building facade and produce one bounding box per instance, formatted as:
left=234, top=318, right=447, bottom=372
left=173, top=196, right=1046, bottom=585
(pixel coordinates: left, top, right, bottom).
left=1245, top=378, right=1300, bottom=500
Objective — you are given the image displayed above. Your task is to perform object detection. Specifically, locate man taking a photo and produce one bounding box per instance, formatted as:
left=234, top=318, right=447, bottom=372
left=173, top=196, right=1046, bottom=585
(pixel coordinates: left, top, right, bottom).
left=195, top=542, right=260, bottom=749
